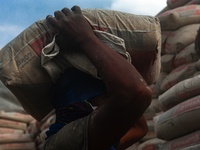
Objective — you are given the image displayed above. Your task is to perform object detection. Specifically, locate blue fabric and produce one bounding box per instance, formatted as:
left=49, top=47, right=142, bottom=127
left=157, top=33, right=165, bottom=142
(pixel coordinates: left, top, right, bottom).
left=47, top=68, right=117, bottom=149
left=51, top=68, right=107, bottom=110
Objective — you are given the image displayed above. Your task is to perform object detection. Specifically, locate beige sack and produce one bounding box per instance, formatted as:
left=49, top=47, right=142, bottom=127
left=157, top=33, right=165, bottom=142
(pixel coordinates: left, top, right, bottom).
left=156, top=6, right=171, bottom=17
left=161, top=31, right=172, bottom=54
left=186, top=0, right=200, bottom=5
left=26, top=120, right=40, bottom=139
left=157, top=5, right=200, bottom=30
left=0, top=142, right=35, bottom=150
left=163, top=24, right=199, bottom=54
left=167, top=0, right=191, bottom=9
left=158, top=74, right=200, bottom=112
left=155, top=95, right=200, bottom=140
left=0, top=119, right=27, bottom=131
left=0, top=81, right=26, bottom=114
left=161, top=43, right=200, bottom=72
left=141, top=120, right=156, bottom=141
left=0, top=128, right=24, bottom=134
left=0, top=111, right=34, bottom=123
left=0, top=134, right=32, bottom=144
left=160, top=60, right=200, bottom=93
left=138, top=138, right=166, bottom=150
left=0, top=9, right=161, bottom=121
left=153, top=72, right=168, bottom=98
left=160, top=130, right=200, bottom=150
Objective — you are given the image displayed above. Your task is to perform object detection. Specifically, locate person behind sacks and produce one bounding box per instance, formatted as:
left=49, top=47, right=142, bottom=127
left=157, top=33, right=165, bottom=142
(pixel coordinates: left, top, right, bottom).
left=42, top=5, right=152, bottom=150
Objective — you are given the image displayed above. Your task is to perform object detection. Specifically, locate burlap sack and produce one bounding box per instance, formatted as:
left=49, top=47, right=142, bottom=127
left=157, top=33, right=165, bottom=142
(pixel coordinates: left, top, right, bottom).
left=0, top=111, right=34, bottom=123
left=0, top=134, right=32, bottom=144
left=154, top=95, right=200, bottom=140
left=0, top=81, right=26, bottom=114
left=157, top=5, right=200, bottom=30
left=160, top=60, right=200, bottom=93
left=163, top=24, right=199, bottom=54
left=0, top=9, right=161, bottom=121
left=0, top=142, right=35, bottom=150
left=158, top=74, right=200, bottom=112
left=161, top=43, right=200, bottom=72
left=160, top=130, right=200, bottom=150
left=138, top=138, right=165, bottom=150
left=167, top=0, right=191, bottom=9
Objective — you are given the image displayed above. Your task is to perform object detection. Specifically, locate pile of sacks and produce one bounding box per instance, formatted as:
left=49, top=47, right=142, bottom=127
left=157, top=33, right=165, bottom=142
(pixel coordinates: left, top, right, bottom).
left=27, top=111, right=55, bottom=150
left=0, top=81, right=36, bottom=150
left=0, top=80, right=56, bottom=150
left=136, top=0, right=200, bottom=150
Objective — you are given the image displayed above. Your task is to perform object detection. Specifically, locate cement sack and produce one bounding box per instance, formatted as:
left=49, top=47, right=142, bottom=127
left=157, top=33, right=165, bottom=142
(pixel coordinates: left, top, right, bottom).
left=40, top=114, right=55, bottom=131
left=182, top=144, right=200, bottom=150
left=161, top=31, right=172, bottom=54
left=141, top=120, right=156, bottom=141
left=144, top=107, right=156, bottom=120
left=158, top=74, right=200, bottom=111
left=157, top=5, right=200, bottom=30
left=35, top=129, right=48, bottom=146
left=148, top=99, right=161, bottom=113
left=0, top=9, right=161, bottom=121
left=167, top=0, right=191, bottom=9
left=160, top=130, right=200, bottom=150
left=163, top=24, right=199, bottom=54
left=156, top=6, right=171, bottom=17
left=0, top=111, right=34, bottom=123
left=153, top=72, right=168, bottom=98
left=0, top=134, right=32, bottom=144
left=138, top=138, right=165, bottom=150
left=160, top=60, right=200, bottom=93
left=0, top=81, right=26, bottom=114
left=0, top=128, right=23, bottom=134
left=161, top=43, right=200, bottom=72
left=0, top=142, right=35, bottom=150
left=26, top=120, right=40, bottom=139
left=0, top=119, right=27, bottom=131
left=186, top=0, right=200, bottom=5
left=154, top=95, right=200, bottom=140
left=144, top=99, right=160, bottom=120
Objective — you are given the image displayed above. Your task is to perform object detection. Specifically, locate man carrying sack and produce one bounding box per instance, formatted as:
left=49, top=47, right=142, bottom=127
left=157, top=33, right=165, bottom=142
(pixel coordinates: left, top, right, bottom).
left=42, top=6, right=152, bottom=150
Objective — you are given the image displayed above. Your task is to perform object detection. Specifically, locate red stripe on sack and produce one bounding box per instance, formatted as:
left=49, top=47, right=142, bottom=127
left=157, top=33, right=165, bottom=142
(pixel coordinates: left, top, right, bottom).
left=171, top=0, right=179, bottom=4
left=31, top=31, right=57, bottom=57
left=142, top=144, right=155, bottom=150
left=194, top=10, right=200, bottom=15
left=173, top=97, right=200, bottom=116
left=92, top=26, right=108, bottom=32
left=171, top=132, right=200, bottom=149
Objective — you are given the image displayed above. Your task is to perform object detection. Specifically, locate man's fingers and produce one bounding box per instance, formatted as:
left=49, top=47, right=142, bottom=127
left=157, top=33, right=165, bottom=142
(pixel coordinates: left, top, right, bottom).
left=71, top=5, right=82, bottom=14
left=54, top=10, right=65, bottom=20
left=46, top=15, right=59, bottom=28
left=62, top=7, right=72, bottom=16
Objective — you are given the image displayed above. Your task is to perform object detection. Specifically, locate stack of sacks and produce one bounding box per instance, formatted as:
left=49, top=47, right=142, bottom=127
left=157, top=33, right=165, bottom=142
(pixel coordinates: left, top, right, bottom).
left=34, top=111, right=55, bottom=150
left=0, top=110, right=35, bottom=150
left=151, top=1, right=200, bottom=149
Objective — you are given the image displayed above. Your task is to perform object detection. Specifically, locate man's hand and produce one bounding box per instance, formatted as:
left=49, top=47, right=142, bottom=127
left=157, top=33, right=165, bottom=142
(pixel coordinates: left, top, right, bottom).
left=46, top=6, right=95, bottom=50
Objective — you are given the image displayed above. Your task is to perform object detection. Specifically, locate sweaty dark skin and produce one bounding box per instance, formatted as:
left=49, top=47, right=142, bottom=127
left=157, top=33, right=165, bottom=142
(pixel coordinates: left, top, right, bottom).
left=47, top=6, right=152, bottom=150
